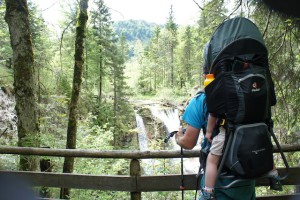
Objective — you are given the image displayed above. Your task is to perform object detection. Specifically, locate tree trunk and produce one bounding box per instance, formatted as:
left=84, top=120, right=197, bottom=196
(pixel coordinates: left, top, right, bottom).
left=98, top=19, right=103, bottom=105
left=113, top=67, right=117, bottom=145
left=60, top=0, right=89, bottom=199
left=84, top=37, right=88, bottom=89
left=98, top=58, right=103, bottom=104
left=5, top=0, right=39, bottom=171
left=170, top=42, right=174, bottom=86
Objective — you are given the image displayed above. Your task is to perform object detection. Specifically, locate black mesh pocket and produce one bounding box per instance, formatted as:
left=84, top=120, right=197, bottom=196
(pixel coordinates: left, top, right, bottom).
left=225, top=123, right=273, bottom=178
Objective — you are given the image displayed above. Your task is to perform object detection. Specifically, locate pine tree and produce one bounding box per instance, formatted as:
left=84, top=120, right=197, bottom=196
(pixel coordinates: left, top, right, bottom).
left=179, top=26, right=194, bottom=87
left=107, top=33, right=130, bottom=146
left=90, top=0, right=113, bottom=104
left=165, top=5, right=178, bottom=86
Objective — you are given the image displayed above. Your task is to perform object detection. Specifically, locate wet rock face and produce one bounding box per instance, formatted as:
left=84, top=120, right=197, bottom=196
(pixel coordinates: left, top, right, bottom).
left=0, top=88, right=17, bottom=143
left=136, top=106, right=164, bottom=141
left=134, top=104, right=180, bottom=146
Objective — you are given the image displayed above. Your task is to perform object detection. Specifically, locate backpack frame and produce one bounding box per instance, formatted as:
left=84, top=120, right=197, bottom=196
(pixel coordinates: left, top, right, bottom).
left=200, top=17, right=289, bottom=189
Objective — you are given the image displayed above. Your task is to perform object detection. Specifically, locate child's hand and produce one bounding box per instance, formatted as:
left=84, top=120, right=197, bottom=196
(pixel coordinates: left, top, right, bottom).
left=205, top=132, right=213, bottom=143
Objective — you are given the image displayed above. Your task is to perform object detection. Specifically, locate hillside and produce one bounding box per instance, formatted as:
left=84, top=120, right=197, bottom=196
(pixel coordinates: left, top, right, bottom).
left=113, top=19, right=159, bottom=43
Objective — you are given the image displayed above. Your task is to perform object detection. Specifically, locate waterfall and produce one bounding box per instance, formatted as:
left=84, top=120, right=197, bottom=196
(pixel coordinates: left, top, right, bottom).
left=150, top=107, right=180, bottom=151
left=135, top=111, right=148, bottom=151
left=134, top=111, right=155, bottom=175
left=135, top=105, right=200, bottom=175
left=150, top=107, right=180, bottom=135
left=151, top=106, right=200, bottom=173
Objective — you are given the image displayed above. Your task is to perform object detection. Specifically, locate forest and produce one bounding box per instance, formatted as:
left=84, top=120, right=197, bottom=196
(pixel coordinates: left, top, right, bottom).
left=0, top=0, right=299, bottom=199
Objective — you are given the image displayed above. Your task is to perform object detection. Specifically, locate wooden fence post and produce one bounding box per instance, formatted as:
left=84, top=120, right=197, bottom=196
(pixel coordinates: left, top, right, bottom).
left=130, top=159, right=141, bottom=200
left=39, top=146, right=52, bottom=198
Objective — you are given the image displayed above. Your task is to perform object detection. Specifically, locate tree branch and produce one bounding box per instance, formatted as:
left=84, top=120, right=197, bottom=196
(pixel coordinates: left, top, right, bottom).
left=270, top=27, right=288, bottom=61
left=222, top=0, right=242, bottom=22
left=0, top=128, right=8, bottom=138
left=192, top=0, right=204, bottom=10
left=60, top=19, right=76, bottom=71
left=40, top=0, right=59, bottom=12
left=263, top=9, right=272, bottom=38
left=192, top=0, right=227, bottom=17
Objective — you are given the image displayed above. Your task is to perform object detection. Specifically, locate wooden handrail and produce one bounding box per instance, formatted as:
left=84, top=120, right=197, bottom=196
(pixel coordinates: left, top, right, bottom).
left=0, top=167, right=299, bottom=191
left=0, top=145, right=299, bottom=200
left=0, top=144, right=299, bottom=159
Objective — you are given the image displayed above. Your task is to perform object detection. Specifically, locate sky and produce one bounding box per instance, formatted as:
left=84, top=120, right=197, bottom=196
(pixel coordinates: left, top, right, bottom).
left=105, top=0, right=200, bottom=25
left=34, top=0, right=201, bottom=26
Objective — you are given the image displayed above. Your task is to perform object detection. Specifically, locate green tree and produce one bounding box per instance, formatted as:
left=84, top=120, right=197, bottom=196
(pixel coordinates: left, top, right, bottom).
left=178, top=25, right=194, bottom=88
left=89, top=0, right=113, bottom=104
left=107, top=33, right=131, bottom=146
left=194, top=0, right=227, bottom=85
left=165, top=5, right=178, bottom=86
left=60, top=0, right=89, bottom=198
left=0, top=3, right=11, bottom=69
left=5, top=0, right=39, bottom=171
left=149, top=26, right=161, bottom=92
left=252, top=3, right=300, bottom=145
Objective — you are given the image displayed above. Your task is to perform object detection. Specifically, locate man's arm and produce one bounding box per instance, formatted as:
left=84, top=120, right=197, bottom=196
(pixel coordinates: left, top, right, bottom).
left=175, top=124, right=200, bottom=149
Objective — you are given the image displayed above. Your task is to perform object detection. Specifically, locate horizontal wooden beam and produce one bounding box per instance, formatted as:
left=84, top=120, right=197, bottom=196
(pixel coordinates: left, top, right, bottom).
left=0, top=170, right=136, bottom=191
left=256, top=193, right=300, bottom=200
left=0, top=144, right=299, bottom=159
left=0, top=167, right=298, bottom=191
left=136, top=167, right=299, bottom=191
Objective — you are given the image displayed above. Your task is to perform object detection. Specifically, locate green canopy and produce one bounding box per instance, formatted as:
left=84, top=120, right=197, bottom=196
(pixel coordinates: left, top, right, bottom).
left=206, top=17, right=268, bottom=73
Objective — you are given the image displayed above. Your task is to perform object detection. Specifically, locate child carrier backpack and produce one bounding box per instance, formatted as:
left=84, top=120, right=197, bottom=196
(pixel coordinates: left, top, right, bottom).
left=202, top=17, right=289, bottom=187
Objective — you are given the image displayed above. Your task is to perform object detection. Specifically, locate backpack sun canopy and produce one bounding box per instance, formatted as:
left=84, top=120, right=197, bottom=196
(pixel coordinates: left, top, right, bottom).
left=205, top=17, right=268, bottom=73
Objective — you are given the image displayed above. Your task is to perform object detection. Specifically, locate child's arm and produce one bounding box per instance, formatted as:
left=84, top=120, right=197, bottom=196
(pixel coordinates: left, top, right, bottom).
left=206, top=114, right=216, bottom=142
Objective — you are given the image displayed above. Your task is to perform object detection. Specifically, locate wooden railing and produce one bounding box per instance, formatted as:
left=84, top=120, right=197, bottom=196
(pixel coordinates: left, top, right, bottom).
left=0, top=144, right=300, bottom=200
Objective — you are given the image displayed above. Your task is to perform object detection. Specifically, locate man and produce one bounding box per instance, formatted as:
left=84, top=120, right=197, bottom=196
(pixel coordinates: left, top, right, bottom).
left=175, top=45, right=256, bottom=199
left=175, top=86, right=256, bottom=200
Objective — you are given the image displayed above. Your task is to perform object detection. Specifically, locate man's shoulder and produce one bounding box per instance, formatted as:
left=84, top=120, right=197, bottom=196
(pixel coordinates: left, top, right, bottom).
left=190, top=90, right=206, bottom=108
left=193, top=90, right=206, bottom=101
left=185, top=90, right=207, bottom=115
left=195, top=89, right=205, bottom=97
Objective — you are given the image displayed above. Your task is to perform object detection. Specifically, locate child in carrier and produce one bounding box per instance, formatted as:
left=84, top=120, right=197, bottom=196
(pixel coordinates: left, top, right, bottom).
left=200, top=113, right=226, bottom=200
left=200, top=112, right=282, bottom=200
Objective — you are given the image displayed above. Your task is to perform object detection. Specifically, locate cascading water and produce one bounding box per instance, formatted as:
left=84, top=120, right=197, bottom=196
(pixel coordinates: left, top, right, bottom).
left=134, top=104, right=200, bottom=175
left=150, top=107, right=180, bottom=150
left=135, top=111, right=148, bottom=151
left=134, top=111, right=155, bottom=175
left=150, top=106, right=200, bottom=174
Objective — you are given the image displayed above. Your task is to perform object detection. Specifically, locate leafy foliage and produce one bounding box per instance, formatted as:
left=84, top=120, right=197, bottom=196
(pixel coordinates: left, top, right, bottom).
left=1, top=0, right=300, bottom=198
